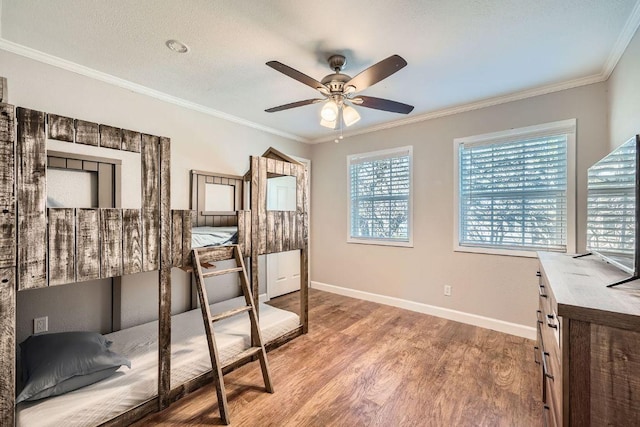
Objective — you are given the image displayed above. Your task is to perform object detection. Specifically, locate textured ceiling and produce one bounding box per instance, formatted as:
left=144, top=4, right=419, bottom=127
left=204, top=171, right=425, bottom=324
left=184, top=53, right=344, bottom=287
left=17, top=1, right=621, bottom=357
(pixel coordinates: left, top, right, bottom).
left=1, top=0, right=638, bottom=142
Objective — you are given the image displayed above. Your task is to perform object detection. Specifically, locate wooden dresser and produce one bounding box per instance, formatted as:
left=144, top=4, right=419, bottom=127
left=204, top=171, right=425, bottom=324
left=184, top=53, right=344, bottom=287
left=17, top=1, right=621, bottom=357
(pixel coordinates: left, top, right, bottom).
left=536, top=252, right=640, bottom=426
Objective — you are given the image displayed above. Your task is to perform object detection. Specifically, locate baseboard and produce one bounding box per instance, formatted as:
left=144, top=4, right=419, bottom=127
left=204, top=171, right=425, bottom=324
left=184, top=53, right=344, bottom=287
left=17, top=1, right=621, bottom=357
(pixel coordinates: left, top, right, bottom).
left=259, top=293, right=268, bottom=303
left=311, top=281, right=536, bottom=340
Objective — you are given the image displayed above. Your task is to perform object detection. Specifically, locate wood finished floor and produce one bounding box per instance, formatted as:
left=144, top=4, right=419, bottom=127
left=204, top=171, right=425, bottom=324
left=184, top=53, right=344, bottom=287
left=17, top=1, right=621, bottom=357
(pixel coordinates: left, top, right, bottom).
left=135, top=289, right=542, bottom=426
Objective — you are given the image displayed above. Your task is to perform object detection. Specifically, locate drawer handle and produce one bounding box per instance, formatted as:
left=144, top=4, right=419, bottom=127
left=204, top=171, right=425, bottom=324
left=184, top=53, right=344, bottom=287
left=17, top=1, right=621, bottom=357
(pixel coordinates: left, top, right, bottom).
left=538, top=284, right=548, bottom=298
left=534, top=346, right=540, bottom=365
left=542, top=352, right=554, bottom=380
left=536, top=271, right=541, bottom=277
left=546, top=314, right=558, bottom=329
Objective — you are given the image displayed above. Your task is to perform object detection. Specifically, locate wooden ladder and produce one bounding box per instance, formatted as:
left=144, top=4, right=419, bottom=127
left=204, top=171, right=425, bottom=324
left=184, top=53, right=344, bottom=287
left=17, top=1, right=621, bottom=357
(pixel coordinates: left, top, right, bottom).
left=192, top=245, right=274, bottom=425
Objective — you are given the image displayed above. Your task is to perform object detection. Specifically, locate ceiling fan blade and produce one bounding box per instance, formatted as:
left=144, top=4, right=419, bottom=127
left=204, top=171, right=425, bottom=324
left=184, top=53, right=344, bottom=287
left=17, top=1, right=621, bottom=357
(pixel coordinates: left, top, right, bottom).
left=344, top=55, right=407, bottom=92
left=351, top=96, right=414, bottom=114
left=265, top=98, right=323, bottom=113
left=266, top=61, right=330, bottom=94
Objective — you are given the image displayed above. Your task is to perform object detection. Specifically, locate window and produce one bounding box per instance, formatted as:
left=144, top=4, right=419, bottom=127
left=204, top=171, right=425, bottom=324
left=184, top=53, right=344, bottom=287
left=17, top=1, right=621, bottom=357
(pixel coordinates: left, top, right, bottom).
left=454, top=120, right=576, bottom=256
left=348, top=146, right=413, bottom=247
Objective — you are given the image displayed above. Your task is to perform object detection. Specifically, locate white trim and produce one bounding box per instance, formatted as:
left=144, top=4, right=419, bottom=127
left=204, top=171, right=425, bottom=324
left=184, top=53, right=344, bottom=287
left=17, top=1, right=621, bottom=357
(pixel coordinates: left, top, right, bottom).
left=347, top=145, right=413, bottom=247
left=453, top=119, right=577, bottom=256
left=602, top=0, right=640, bottom=78
left=259, top=293, right=268, bottom=303
left=0, top=38, right=308, bottom=143
left=311, top=281, right=536, bottom=340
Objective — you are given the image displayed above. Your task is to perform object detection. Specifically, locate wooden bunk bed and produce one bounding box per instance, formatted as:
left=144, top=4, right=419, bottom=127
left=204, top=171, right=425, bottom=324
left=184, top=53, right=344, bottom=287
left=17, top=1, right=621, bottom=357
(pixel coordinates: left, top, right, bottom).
left=0, top=79, right=309, bottom=426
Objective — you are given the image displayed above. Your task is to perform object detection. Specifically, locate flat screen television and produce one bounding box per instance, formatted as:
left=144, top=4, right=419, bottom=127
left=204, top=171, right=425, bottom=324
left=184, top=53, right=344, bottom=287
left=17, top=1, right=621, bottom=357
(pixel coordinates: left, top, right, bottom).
left=585, top=135, right=640, bottom=287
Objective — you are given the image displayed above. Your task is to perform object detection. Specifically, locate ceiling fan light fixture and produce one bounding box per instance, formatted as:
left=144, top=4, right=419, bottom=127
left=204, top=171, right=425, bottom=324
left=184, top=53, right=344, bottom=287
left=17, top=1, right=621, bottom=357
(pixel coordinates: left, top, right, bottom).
left=342, top=105, right=361, bottom=127
left=320, top=100, right=339, bottom=121
left=320, top=118, right=337, bottom=129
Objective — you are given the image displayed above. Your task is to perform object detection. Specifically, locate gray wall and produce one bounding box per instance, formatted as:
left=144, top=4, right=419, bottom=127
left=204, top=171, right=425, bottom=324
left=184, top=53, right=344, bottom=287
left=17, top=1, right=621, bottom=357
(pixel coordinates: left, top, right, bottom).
left=309, top=83, right=609, bottom=329
left=2, top=48, right=311, bottom=339
left=608, top=27, right=640, bottom=149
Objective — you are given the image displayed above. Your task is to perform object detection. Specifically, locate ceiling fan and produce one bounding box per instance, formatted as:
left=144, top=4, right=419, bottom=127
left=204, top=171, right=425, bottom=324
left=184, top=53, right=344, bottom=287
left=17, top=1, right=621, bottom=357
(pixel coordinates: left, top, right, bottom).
left=265, top=54, right=414, bottom=129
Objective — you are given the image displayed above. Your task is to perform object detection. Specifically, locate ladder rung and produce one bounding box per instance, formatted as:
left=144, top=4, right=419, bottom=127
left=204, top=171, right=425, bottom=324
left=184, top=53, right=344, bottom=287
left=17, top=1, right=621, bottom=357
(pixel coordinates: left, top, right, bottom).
left=210, top=305, right=252, bottom=323
left=222, top=346, right=262, bottom=369
left=202, top=267, right=243, bottom=278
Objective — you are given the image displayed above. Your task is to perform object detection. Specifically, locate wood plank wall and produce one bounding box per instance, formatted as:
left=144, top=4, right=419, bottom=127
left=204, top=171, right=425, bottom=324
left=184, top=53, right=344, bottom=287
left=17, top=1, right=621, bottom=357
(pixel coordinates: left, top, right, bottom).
left=0, top=103, right=15, bottom=425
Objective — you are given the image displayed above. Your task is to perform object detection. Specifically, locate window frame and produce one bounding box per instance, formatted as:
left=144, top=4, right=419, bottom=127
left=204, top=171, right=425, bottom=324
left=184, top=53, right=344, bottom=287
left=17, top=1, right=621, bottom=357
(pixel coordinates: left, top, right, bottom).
left=347, top=145, right=414, bottom=248
left=453, top=119, right=576, bottom=257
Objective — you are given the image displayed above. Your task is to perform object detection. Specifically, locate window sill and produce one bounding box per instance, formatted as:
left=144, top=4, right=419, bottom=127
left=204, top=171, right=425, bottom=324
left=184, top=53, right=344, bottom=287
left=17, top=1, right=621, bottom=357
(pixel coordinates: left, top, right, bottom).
left=454, top=245, right=545, bottom=258
left=348, top=238, right=413, bottom=248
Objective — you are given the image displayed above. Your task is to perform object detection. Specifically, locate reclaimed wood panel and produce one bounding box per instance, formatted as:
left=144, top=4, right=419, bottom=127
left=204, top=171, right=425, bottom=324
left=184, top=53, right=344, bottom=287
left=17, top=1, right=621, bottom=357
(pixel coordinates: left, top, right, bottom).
left=243, top=210, right=251, bottom=257
left=0, top=267, right=14, bottom=426
left=275, top=211, right=283, bottom=253
left=0, top=105, right=15, bottom=269
left=250, top=157, right=260, bottom=321
left=283, top=211, right=290, bottom=252
left=47, top=114, right=74, bottom=142
left=282, top=162, right=291, bottom=177
left=76, top=208, right=100, bottom=281
left=289, top=211, right=298, bottom=250
left=123, top=209, right=142, bottom=275
left=0, top=77, right=6, bottom=103
left=258, top=157, right=267, bottom=255
left=300, top=163, right=309, bottom=333
left=160, top=137, right=171, bottom=268
left=182, top=211, right=192, bottom=268
left=172, top=210, right=183, bottom=267
left=17, top=107, right=47, bottom=290
left=142, top=209, right=159, bottom=271
left=267, top=158, right=276, bottom=174
left=266, top=211, right=275, bottom=253
left=100, top=125, right=122, bottom=149
left=100, top=208, right=123, bottom=278
left=590, top=324, right=640, bottom=425
left=48, top=208, right=75, bottom=286
left=275, top=159, right=285, bottom=175
left=75, top=120, right=99, bottom=146
left=198, top=246, right=234, bottom=264
left=142, top=134, right=160, bottom=211
left=122, top=129, right=142, bottom=153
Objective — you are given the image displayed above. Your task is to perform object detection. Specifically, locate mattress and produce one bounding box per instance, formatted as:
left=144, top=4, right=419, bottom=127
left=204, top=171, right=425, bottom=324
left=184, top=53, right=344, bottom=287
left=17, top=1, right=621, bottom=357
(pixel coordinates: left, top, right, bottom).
left=191, top=226, right=238, bottom=248
left=16, top=298, right=299, bottom=427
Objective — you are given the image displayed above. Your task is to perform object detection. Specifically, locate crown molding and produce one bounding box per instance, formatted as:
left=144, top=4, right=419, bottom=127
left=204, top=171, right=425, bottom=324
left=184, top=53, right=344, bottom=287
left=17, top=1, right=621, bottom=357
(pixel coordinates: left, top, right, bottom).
left=602, top=0, right=640, bottom=78
left=0, top=37, right=309, bottom=143
left=311, top=73, right=606, bottom=143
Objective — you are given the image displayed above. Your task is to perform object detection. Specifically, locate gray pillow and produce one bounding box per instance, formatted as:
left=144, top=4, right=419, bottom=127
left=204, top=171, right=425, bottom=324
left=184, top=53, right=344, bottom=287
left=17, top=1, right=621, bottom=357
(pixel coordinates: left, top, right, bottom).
left=17, top=331, right=130, bottom=403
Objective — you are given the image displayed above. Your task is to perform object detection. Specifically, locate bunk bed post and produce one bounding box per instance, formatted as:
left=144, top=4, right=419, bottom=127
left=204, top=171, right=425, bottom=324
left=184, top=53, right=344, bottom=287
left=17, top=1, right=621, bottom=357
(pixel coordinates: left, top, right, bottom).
left=159, top=137, right=172, bottom=409
left=300, top=163, right=309, bottom=334
left=0, top=102, right=16, bottom=426
left=250, top=156, right=260, bottom=346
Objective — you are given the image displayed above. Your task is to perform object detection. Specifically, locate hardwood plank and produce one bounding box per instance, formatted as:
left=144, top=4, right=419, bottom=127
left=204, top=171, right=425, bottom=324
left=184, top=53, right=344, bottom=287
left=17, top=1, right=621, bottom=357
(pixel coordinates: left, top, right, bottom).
left=275, top=211, right=283, bottom=253
left=135, top=290, right=542, bottom=427
left=122, top=129, right=142, bottom=153
left=0, top=104, right=15, bottom=269
left=0, top=77, right=6, bottom=103
left=17, top=107, right=47, bottom=290
left=172, top=210, right=183, bottom=267
left=76, top=208, right=100, bottom=281
left=75, top=119, right=99, bottom=146
left=142, top=209, right=160, bottom=271
left=48, top=208, right=75, bottom=286
left=100, top=208, right=123, bottom=278
left=258, top=157, right=267, bottom=255
left=0, top=267, right=14, bottom=426
left=182, top=211, right=192, bottom=268
left=141, top=134, right=160, bottom=211
left=99, top=124, right=122, bottom=150
left=123, top=209, right=143, bottom=275
left=47, top=114, right=74, bottom=142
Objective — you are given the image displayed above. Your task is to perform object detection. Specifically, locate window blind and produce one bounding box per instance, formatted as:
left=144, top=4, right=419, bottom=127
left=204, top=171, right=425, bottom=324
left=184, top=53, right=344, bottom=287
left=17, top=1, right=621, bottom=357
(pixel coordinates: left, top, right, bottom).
left=458, top=135, right=568, bottom=251
left=349, top=148, right=411, bottom=241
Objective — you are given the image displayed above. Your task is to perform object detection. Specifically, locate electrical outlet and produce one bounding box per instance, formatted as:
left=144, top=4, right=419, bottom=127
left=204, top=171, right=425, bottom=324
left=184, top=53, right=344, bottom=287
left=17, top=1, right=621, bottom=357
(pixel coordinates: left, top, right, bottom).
left=444, top=285, right=452, bottom=296
left=34, top=316, right=48, bottom=334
